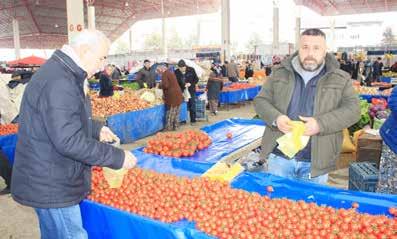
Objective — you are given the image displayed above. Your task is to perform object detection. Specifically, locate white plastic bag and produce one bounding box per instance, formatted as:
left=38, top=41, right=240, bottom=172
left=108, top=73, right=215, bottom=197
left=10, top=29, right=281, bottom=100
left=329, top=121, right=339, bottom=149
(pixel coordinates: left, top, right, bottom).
left=183, top=88, right=191, bottom=102
left=198, top=91, right=208, bottom=103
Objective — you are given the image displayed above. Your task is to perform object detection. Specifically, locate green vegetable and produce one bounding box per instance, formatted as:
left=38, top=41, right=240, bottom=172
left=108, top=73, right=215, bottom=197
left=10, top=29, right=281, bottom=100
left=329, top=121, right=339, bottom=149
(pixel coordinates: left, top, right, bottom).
left=348, top=100, right=371, bottom=134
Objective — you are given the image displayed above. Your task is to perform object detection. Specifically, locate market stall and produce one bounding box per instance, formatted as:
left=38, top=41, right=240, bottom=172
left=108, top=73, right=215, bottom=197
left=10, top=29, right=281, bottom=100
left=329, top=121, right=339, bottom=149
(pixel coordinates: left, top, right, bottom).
left=80, top=119, right=397, bottom=238
left=197, top=83, right=261, bottom=105
left=0, top=124, right=18, bottom=164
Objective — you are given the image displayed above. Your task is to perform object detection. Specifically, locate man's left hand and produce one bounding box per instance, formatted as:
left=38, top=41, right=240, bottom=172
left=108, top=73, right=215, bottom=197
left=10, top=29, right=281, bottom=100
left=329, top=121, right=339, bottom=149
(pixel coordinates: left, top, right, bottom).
left=299, top=116, right=320, bottom=136
left=100, top=126, right=119, bottom=143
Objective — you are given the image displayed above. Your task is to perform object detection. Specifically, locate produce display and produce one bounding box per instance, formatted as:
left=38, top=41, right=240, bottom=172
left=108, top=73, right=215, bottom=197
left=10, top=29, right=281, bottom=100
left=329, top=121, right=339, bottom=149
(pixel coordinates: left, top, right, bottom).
left=354, top=86, right=379, bottom=95
left=143, top=130, right=212, bottom=157
left=223, top=83, right=257, bottom=92
left=0, top=124, right=18, bottom=136
left=349, top=100, right=371, bottom=134
left=383, top=71, right=397, bottom=78
left=120, top=82, right=140, bottom=91
left=91, top=90, right=151, bottom=117
left=380, top=88, right=393, bottom=96
left=89, top=167, right=397, bottom=239
left=90, top=89, right=165, bottom=117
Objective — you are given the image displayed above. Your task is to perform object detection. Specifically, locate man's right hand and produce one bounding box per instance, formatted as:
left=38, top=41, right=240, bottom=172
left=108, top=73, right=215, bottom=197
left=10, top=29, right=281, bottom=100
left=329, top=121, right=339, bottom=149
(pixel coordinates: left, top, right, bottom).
left=122, top=151, right=137, bottom=169
left=276, top=115, right=292, bottom=134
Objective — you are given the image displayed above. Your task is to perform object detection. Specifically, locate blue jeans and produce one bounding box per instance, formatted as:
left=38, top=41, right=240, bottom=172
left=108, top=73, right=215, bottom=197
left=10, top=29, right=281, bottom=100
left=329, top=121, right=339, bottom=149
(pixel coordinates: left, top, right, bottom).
left=267, top=153, right=328, bottom=184
left=35, top=204, right=88, bottom=239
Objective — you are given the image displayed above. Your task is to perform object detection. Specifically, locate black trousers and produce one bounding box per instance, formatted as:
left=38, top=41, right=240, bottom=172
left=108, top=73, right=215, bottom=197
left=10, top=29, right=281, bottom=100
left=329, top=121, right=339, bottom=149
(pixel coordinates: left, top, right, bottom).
left=188, top=96, right=196, bottom=123
left=228, top=77, right=238, bottom=82
left=0, top=149, right=12, bottom=188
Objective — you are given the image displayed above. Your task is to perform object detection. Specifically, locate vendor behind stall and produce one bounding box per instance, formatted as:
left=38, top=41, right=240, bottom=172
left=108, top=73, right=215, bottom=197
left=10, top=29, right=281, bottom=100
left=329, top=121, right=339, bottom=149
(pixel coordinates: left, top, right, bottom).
left=99, top=64, right=114, bottom=97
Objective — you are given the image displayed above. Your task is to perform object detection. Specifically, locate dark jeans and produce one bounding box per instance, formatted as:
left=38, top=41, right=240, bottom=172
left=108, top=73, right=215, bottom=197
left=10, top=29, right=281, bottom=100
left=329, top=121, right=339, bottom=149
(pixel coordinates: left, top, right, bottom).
left=188, top=96, right=196, bottom=123
left=0, top=149, right=12, bottom=188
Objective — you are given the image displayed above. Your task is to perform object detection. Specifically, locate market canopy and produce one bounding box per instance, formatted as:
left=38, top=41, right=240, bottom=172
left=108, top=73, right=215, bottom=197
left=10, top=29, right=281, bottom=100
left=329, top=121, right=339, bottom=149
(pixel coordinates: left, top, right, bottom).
left=0, top=0, right=219, bottom=49
left=294, top=0, right=397, bottom=15
left=7, top=55, right=46, bottom=67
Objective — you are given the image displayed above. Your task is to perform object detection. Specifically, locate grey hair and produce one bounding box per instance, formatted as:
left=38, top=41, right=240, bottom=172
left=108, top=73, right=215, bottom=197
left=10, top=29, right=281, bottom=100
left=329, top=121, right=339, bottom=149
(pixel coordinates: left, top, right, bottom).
left=69, top=29, right=111, bottom=52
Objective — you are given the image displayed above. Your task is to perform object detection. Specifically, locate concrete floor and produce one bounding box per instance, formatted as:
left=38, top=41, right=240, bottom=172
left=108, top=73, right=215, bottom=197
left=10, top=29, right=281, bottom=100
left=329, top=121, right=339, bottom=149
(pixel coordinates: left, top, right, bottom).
left=0, top=101, right=351, bottom=238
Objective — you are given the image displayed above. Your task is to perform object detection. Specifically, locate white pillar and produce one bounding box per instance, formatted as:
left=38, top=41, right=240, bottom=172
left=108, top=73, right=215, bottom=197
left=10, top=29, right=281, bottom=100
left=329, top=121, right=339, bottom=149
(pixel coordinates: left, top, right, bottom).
left=129, top=29, right=133, bottom=53
left=272, top=1, right=279, bottom=54
left=12, top=18, right=21, bottom=60
left=161, top=0, right=168, bottom=59
left=329, top=17, right=336, bottom=52
left=221, top=0, right=231, bottom=62
left=295, top=5, right=301, bottom=51
left=196, top=0, right=201, bottom=46
left=66, top=0, right=85, bottom=43
left=87, top=5, right=95, bottom=30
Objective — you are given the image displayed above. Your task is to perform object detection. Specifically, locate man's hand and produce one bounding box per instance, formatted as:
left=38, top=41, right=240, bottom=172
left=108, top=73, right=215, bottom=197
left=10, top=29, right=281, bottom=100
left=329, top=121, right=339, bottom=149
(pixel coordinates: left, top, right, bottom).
left=185, top=83, right=191, bottom=87
left=276, top=115, right=292, bottom=134
left=122, top=151, right=137, bottom=169
left=100, top=126, right=119, bottom=143
left=299, top=116, right=320, bottom=136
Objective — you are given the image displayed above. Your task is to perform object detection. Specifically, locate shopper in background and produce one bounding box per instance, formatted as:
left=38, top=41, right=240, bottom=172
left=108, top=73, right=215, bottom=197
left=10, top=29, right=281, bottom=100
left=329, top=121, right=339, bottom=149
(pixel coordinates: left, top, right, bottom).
left=245, top=61, right=254, bottom=79
left=137, top=59, right=156, bottom=89
left=160, top=64, right=183, bottom=131
left=0, top=148, right=12, bottom=195
left=99, top=64, right=114, bottom=97
left=206, top=68, right=223, bottom=116
left=11, top=30, right=138, bottom=239
left=221, top=61, right=228, bottom=77
left=377, top=86, right=397, bottom=194
left=175, top=60, right=199, bottom=125
left=226, top=59, right=239, bottom=82
left=254, top=28, right=360, bottom=184
left=372, top=57, right=383, bottom=82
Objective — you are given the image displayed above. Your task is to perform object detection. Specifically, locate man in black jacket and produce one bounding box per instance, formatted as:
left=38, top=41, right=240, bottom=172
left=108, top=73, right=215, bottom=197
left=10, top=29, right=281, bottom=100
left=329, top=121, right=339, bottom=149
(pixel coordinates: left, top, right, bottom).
left=11, top=30, right=137, bottom=239
left=175, top=60, right=199, bottom=125
left=99, top=64, right=114, bottom=97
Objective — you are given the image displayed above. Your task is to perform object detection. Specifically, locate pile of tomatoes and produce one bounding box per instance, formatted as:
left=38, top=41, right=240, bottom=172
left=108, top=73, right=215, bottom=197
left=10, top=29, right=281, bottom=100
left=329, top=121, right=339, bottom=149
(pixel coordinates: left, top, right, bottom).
left=223, top=83, right=256, bottom=92
left=0, top=124, right=18, bottom=136
left=89, top=167, right=397, bottom=239
left=143, top=130, right=212, bottom=157
left=91, top=92, right=151, bottom=117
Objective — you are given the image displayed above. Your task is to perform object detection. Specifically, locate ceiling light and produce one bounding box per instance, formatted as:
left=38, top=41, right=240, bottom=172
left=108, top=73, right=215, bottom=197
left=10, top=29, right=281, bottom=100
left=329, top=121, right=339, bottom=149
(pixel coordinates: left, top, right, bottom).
left=54, top=24, right=59, bottom=28
left=125, top=2, right=129, bottom=7
left=35, top=0, right=40, bottom=5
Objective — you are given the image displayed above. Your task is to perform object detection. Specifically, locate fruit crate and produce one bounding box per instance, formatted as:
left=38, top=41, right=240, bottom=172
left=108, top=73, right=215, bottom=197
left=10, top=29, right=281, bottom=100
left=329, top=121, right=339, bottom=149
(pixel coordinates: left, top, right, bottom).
left=195, top=98, right=208, bottom=121
left=348, top=162, right=378, bottom=192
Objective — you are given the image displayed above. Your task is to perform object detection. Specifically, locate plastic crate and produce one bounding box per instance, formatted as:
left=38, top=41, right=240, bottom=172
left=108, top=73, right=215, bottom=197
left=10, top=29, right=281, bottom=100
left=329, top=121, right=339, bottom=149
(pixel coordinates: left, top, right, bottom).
left=348, top=162, right=378, bottom=192
left=380, top=76, right=391, bottom=83
left=195, top=99, right=208, bottom=121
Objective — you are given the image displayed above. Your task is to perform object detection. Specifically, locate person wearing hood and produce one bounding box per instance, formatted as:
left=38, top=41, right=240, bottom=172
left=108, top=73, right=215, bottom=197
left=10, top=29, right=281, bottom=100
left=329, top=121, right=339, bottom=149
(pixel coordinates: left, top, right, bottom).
left=254, top=28, right=360, bottom=184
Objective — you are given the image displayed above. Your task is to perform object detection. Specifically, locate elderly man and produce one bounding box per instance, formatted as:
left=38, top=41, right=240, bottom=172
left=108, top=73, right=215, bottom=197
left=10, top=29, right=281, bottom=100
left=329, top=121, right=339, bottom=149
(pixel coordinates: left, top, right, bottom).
left=254, top=28, right=360, bottom=184
left=11, top=30, right=137, bottom=239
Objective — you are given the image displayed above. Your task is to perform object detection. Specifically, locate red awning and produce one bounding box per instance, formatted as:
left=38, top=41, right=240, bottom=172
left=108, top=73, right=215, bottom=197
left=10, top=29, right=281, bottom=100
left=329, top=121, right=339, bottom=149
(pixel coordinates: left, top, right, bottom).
left=7, top=55, right=47, bottom=67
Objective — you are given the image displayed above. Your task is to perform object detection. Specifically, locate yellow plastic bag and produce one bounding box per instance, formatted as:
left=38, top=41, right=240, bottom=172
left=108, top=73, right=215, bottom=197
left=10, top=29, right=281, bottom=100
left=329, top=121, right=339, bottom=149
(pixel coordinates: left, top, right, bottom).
left=276, top=121, right=310, bottom=158
left=103, top=167, right=127, bottom=188
left=342, top=128, right=356, bottom=153
left=202, top=162, right=244, bottom=182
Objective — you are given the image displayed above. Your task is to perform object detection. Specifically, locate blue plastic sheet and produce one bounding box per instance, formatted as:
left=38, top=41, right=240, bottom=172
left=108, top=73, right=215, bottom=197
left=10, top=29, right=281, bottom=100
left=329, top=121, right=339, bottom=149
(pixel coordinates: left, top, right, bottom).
left=219, top=86, right=261, bottom=104
left=360, top=94, right=389, bottom=103
left=107, top=103, right=188, bottom=144
left=0, top=134, right=17, bottom=164
left=133, top=118, right=266, bottom=165
left=231, top=172, right=397, bottom=216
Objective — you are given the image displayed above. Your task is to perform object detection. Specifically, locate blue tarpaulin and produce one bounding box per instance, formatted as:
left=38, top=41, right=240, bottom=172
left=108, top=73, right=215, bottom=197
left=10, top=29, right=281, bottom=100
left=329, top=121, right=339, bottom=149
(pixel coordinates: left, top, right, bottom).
left=107, top=103, right=188, bottom=144
left=81, top=118, right=397, bottom=239
left=360, top=94, right=389, bottom=103
left=133, top=118, right=266, bottom=166
left=219, top=86, right=261, bottom=104
left=0, top=134, right=17, bottom=164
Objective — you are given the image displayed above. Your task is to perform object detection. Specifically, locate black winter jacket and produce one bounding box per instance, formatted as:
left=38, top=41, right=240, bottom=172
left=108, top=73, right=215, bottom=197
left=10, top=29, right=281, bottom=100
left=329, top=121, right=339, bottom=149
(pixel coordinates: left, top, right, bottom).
left=11, top=50, right=125, bottom=208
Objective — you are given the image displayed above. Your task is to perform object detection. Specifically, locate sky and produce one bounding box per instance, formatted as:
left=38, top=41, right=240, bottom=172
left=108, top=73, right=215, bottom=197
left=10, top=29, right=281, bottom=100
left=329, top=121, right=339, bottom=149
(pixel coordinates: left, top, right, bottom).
left=1, top=0, right=397, bottom=61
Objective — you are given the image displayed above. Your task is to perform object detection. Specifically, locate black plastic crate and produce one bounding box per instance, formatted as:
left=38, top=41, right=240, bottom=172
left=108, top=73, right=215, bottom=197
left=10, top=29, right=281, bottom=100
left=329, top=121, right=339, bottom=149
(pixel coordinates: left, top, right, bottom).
left=348, top=162, right=378, bottom=192
left=195, top=99, right=208, bottom=121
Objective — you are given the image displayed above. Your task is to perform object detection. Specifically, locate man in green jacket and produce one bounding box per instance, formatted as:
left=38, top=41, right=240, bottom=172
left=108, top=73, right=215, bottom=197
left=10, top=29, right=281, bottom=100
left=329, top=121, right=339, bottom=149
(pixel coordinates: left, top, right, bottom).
left=254, top=29, right=360, bottom=184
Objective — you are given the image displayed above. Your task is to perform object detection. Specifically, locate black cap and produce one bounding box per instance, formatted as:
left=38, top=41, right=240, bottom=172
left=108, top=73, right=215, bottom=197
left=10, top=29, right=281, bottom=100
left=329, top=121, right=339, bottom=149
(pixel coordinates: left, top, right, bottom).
left=177, top=60, right=186, bottom=67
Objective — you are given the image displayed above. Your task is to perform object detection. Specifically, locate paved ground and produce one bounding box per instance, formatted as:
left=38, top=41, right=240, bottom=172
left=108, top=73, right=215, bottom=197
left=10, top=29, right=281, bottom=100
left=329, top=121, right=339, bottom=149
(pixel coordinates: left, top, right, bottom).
left=0, top=101, right=351, bottom=239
